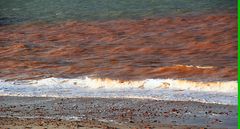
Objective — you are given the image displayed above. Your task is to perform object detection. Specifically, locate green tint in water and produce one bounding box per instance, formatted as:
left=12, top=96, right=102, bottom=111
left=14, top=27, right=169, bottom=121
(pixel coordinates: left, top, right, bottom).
left=0, top=0, right=236, bottom=24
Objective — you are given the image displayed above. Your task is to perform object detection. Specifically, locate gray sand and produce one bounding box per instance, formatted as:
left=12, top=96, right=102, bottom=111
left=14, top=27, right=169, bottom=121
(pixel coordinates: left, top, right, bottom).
left=0, top=96, right=237, bottom=129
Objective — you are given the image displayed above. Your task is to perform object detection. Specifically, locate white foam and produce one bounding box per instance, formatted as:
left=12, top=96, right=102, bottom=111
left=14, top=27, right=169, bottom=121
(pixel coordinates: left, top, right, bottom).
left=0, top=77, right=237, bottom=105
left=175, top=64, right=214, bottom=69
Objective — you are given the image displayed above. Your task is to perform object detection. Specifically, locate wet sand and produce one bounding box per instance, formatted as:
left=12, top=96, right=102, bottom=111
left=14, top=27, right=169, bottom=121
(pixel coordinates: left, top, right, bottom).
left=0, top=96, right=237, bottom=129
left=0, top=12, right=237, bottom=81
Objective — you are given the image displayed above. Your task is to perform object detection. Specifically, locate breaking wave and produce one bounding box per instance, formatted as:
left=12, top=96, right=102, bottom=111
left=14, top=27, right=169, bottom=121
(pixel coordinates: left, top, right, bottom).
left=0, top=77, right=237, bottom=105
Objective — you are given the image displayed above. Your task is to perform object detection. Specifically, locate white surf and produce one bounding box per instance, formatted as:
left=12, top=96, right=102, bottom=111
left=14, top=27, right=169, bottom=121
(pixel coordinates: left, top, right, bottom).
left=0, top=76, right=237, bottom=105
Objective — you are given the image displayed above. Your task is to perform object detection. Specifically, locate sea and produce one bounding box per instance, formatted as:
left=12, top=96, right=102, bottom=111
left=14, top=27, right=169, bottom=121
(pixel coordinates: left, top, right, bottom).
left=0, top=0, right=237, bottom=105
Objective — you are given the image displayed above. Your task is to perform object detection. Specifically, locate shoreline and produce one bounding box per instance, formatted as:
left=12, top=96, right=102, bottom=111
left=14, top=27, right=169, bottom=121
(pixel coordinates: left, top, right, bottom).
left=0, top=77, right=237, bottom=105
left=0, top=96, right=237, bottom=128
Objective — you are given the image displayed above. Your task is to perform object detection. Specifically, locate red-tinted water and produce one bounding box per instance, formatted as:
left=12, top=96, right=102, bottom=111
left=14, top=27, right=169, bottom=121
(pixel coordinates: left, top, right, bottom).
left=0, top=12, right=237, bottom=81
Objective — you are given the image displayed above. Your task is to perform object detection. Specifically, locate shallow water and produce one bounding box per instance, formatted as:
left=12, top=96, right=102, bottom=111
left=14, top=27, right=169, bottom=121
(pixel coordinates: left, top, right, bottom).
left=0, top=13, right=237, bottom=81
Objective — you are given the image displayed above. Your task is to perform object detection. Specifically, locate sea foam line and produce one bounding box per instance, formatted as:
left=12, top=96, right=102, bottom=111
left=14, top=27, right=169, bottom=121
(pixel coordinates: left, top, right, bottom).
left=0, top=77, right=237, bottom=105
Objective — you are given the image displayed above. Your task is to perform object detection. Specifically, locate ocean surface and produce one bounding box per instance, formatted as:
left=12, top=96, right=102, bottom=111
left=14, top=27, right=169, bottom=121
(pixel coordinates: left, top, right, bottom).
left=0, top=0, right=237, bottom=105
left=0, top=0, right=236, bottom=24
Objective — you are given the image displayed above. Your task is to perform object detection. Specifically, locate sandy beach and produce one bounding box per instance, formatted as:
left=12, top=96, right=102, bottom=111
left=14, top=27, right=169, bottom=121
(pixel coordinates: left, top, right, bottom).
left=0, top=96, right=237, bottom=129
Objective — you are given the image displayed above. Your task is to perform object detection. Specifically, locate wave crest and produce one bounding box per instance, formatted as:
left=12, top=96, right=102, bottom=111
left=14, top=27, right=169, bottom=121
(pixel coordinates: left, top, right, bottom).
left=0, top=77, right=237, bottom=105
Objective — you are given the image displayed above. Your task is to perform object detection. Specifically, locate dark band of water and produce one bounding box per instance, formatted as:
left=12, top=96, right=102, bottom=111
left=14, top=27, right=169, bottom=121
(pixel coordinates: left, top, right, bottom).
left=0, top=0, right=236, bottom=25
